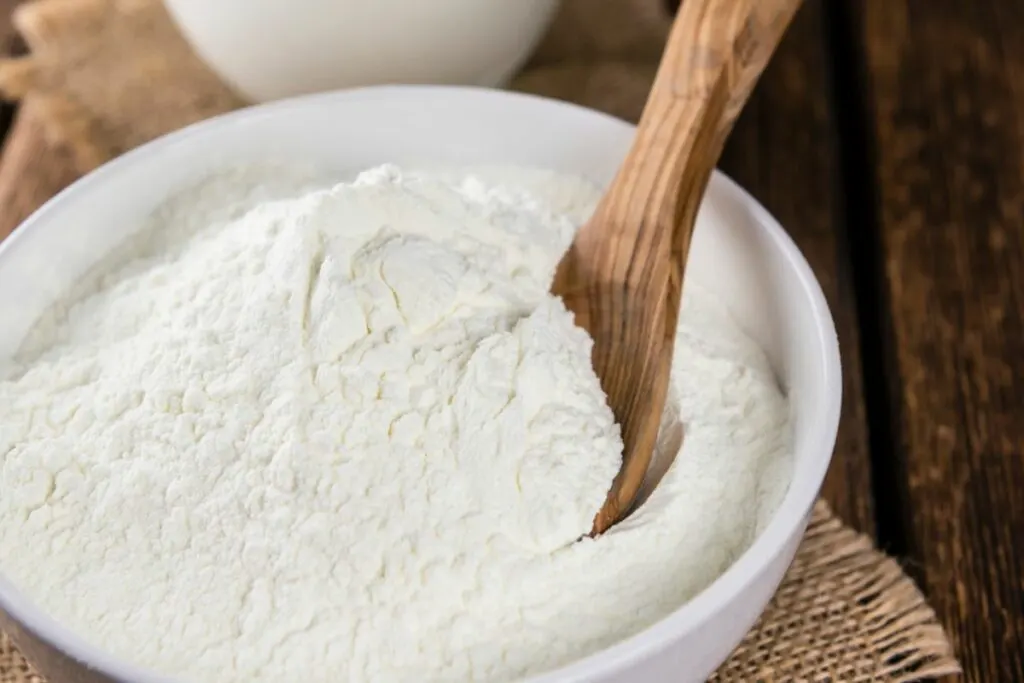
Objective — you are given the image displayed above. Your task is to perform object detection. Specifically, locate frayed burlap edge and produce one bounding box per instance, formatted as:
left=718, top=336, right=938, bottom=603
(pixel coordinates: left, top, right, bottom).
left=0, top=631, right=41, bottom=683
left=0, top=0, right=959, bottom=680
left=710, top=502, right=959, bottom=682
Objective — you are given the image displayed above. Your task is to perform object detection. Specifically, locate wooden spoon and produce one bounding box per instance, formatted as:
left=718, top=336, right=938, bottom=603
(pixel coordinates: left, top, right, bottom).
left=552, top=0, right=804, bottom=535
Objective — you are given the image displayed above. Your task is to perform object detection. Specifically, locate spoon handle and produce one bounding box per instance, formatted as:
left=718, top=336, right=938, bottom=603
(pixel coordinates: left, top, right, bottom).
left=556, top=0, right=803, bottom=534
left=615, top=0, right=804, bottom=276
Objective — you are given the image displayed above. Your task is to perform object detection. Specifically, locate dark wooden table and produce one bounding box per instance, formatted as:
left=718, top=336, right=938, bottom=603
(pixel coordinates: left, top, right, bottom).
left=718, top=3, right=1024, bottom=680
left=0, top=1, right=1021, bottom=681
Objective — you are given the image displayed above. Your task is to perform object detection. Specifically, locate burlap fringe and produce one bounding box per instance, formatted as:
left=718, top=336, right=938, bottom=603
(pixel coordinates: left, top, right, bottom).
left=0, top=0, right=960, bottom=680
left=0, top=633, right=40, bottom=683
left=710, top=503, right=959, bottom=682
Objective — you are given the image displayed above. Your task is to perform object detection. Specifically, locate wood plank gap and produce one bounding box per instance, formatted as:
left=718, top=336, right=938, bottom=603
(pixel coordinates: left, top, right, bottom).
left=719, top=0, right=876, bottom=535
left=821, top=0, right=912, bottom=557
left=845, top=1, right=1024, bottom=678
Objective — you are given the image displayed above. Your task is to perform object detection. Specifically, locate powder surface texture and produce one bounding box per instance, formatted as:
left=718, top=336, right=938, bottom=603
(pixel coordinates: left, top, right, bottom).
left=0, top=164, right=791, bottom=683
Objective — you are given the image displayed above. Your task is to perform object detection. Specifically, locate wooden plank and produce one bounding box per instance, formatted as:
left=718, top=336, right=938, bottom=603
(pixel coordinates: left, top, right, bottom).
left=851, top=1, right=1024, bottom=679
left=719, top=0, right=876, bottom=534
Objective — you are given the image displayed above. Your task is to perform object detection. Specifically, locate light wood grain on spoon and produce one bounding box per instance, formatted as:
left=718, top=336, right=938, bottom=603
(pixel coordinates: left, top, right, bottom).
left=552, top=0, right=804, bottom=535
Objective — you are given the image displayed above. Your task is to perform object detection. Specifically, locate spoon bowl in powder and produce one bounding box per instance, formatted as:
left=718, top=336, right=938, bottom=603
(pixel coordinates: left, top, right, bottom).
left=555, top=0, right=805, bottom=535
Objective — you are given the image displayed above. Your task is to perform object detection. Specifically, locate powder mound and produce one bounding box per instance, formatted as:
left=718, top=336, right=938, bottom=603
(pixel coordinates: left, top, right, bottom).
left=0, top=164, right=791, bottom=683
left=0, top=164, right=622, bottom=679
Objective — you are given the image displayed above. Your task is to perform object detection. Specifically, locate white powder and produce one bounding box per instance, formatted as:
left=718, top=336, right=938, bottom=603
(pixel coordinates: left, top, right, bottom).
left=0, top=164, right=791, bottom=682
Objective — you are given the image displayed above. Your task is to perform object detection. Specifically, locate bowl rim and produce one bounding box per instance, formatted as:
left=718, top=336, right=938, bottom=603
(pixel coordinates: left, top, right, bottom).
left=0, top=85, right=842, bottom=682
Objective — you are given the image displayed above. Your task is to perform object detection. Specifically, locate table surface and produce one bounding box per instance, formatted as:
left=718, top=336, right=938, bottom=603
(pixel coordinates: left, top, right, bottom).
left=0, top=1, right=1021, bottom=681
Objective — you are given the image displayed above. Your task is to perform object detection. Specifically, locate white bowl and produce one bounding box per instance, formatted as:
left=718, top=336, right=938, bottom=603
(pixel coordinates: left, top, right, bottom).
left=0, top=86, right=841, bottom=682
left=162, top=0, right=562, bottom=102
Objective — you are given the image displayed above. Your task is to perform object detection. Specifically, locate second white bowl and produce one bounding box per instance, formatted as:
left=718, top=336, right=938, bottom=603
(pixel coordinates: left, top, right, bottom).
left=162, top=0, right=562, bottom=102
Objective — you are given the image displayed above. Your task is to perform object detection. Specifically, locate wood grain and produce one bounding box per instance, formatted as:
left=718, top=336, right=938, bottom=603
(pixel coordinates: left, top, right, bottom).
left=553, top=0, right=803, bottom=534
left=719, top=0, right=876, bottom=535
left=852, top=0, right=1024, bottom=679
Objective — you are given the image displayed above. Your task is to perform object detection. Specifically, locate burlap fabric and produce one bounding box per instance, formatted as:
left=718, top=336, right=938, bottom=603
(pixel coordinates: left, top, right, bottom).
left=0, top=0, right=960, bottom=680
